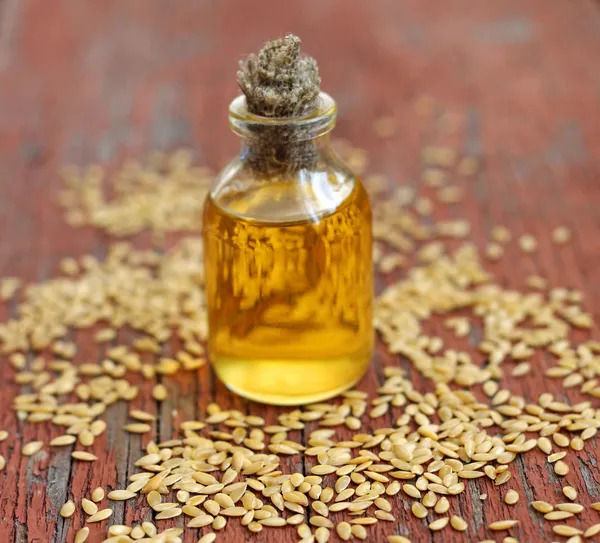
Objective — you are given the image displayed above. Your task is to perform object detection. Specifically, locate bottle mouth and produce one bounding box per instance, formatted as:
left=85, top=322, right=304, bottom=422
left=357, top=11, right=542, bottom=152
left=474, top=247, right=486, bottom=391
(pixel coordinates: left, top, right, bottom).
left=229, top=92, right=337, bottom=141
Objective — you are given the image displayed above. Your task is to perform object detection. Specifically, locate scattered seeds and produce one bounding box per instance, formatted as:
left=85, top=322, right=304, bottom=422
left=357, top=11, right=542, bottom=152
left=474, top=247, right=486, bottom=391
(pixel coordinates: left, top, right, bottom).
left=155, top=507, right=182, bottom=520
left=563, top=486, right=577, bottom=501
left=81, top=498, right=98, bottom=515
left=429, top=518, right=449, bottom=531
left=450, top=515, right=468, bottom=531
left=412, top=502, right=428, bottom=519
left=108, top=490, right=137, bottom=501
left=86, top=508, right=113, bottom=523
left=552, top=525, right=582, bottom=537
left=22, top=441, right=43, bottom=456
left=552, top=226, right=571, bottom=244
left=584, top=524, right=600, bottom=538
left=71, top=451, right=97, bottom=462
left=74, top=527, right=89, bottom=543
left=60, top=500, right=76, bottom=518
left=337, top=522, right=352, bottom=541
left=2, top=116, right=599, bottom=543
left=123, top=423, right=151, bottom=434
left=504, top=490, right=519, bottom=505
left=489, top=520, right=519, bottom=531
left=546, top=511, right=574, bottom=521
left=91, top=488, right=104, bottom=502
left=152, top=384, right=168, bottom=401
left=519, top=234, right=537, bottom=252
left=531, top=501, right=553, bottom=513
left=50, top=435, right=77, bottom=447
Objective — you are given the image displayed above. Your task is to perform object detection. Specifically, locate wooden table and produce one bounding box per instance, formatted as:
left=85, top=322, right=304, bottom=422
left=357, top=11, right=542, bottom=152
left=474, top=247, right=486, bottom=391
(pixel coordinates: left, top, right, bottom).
left=1, top=1, right=600, bottom=542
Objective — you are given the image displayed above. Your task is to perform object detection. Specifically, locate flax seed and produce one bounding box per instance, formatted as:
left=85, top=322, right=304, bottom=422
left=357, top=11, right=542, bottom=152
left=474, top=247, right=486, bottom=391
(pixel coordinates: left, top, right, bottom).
left=108, top=490, right=136, bottom=501
left=552, top=525, right=582, bottom=537
left=60, top=500, right=76, bottom=518
left=556, top=503, right=584, bottom=514
left=337, top=522, right=352, bottom=541
left=563, top=486, right=577, bottom=500
left=429, top=518, right=449, bottom=531
left=584, top=524, right=600, bottom=538
left=504, top=490, right=519, bottom=505
left=545, top=511, right=574, bottom=520
left=450, top=515, right=467, bottom=531
left=197, top=534, right=217, bottom=543
left=71, top=451, right=97, bottom=462
left=81, top=499, right=98, bottom=515
left=187, top=515, right=214, bottom=528
left=22, top=441, right=43, bottom=456
left=489, top=520, right=519, bottom=531
left=74, top=527, right=89, bottom=543
left=86, top=508, right=113, bottom=523
left=411, top=502, right=428, bottom=519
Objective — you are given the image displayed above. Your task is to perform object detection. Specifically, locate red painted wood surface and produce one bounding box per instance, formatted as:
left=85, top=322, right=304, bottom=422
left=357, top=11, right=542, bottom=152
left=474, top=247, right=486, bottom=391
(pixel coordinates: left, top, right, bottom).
left=1, top=1, right=600, bottom=542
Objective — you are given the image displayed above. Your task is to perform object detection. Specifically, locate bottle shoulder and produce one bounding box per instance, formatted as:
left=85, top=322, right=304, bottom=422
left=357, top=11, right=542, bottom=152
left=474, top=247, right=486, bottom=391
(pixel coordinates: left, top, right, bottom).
left=208, top=152, right=367, bottom=224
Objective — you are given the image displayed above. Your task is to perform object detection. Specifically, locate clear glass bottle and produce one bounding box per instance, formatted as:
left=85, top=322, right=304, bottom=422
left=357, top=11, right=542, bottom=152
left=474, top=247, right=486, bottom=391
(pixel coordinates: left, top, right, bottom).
left=202, top=92, right=373, bottom=405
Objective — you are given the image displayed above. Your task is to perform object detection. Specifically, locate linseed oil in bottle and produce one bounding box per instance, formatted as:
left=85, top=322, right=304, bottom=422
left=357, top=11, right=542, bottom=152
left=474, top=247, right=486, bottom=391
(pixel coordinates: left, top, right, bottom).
left=202, top=35, right=373, bottom=405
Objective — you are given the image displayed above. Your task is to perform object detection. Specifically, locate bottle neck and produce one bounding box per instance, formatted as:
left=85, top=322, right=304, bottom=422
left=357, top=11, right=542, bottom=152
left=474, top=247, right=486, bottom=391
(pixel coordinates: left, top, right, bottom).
left=239, top=133, right=330, bottom=178
left=228, top=92, right=337, bottom=178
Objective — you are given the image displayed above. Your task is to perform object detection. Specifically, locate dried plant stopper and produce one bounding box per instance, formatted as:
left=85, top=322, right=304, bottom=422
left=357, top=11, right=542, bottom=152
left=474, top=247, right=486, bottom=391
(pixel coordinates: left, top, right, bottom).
left=236, top=34, right=323, bottom=176
left=238, top=34, right=320, bottom=118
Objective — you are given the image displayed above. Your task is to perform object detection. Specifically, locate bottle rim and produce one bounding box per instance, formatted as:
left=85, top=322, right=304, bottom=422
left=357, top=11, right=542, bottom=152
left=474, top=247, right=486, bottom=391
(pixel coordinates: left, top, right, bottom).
left=228, top=92, right=337, bottom=141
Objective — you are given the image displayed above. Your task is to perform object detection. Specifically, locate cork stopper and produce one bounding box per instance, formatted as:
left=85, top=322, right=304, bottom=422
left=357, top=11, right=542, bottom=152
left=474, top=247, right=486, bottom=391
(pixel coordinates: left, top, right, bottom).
left=237, top=34, right=321, bottom=118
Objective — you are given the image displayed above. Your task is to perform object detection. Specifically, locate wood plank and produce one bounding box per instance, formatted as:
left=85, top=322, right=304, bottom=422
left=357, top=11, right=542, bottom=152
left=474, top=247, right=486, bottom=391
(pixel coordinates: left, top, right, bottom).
left=0, top=1, right=599, bottom=542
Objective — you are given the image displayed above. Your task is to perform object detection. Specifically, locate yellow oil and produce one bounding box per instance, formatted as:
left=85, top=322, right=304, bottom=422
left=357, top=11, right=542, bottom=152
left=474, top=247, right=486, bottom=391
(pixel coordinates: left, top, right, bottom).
left=202, top=179, right=373, bottom=405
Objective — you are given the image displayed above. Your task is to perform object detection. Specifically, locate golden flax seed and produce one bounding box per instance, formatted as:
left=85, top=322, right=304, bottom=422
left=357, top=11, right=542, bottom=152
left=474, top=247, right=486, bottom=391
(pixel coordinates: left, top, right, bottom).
left=72, top=451, right=97, bottom=462
left=74, top=527, right=89, bottom=543
left=50, top=435, right=77, bottom=446
left=554, top=461, right=569, bottom=476
left=563, top=486, right=577, bottom=500
left=22, top=441, right=43, bottom=456
left=429, top=518, right=449, bottom=531
left=504, top=490, right=519, bottom=505
left=435, top=497, right=450, bottom=514
left=197, top=534, right=217, bottom=543
left=123, top=423, right=151, bottom=434
left=337, top=521, right=352, bottom=541
left=60, top=500, right=76, bottom=518
left=489, top=520, right=519, bottom=531
left=544, top=511, right=574, bottom=521
left=450, top=515, right=467, bottom=531
left=108, top=490, right=136, bottom=501
left=411, top=502, right=428, bottom=519
left=552, top=226, right=571, bottom=244
left=584, top=524, right=600, bottom=538
left=81, top=499, right=98, bottom=515
left=552, top=525, right=582, bottom=537
left=86, top=508, right=113, bottom=523
left=556, top=503, right=584, bottom=514
left=187, top=515, right=214, bottom=528
left=152, top=384, right=168, bottom=401
left=531, top=501, right=554, bottom=513
left=91, top=487, right=104, bottom=502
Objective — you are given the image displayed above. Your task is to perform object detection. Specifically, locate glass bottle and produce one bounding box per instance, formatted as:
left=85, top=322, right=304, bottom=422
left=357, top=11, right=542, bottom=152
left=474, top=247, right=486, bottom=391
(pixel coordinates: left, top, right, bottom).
left=202, top=91, right=373, bottom=405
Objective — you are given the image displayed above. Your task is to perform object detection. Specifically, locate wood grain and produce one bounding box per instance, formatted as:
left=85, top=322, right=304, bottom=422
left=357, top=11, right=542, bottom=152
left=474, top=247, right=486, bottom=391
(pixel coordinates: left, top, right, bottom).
left=1, top=1, right=600, bottom=542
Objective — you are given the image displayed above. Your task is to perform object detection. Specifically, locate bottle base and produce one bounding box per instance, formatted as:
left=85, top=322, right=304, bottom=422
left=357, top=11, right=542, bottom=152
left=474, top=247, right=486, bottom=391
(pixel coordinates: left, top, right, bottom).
left=211, top=353, right=371, bottom=406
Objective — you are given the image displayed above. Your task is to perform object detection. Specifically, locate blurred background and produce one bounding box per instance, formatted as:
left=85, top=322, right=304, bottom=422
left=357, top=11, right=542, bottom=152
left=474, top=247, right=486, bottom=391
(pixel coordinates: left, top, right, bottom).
left=0, top=0, right=598, bottom=305
left=1, top=0, right=598, bottom=175
left=1, top=0, right=598, bottom=279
